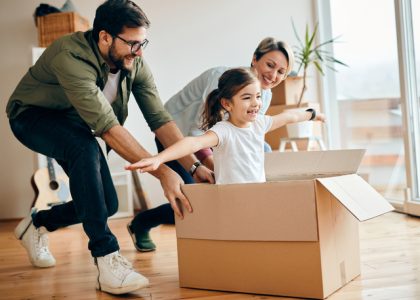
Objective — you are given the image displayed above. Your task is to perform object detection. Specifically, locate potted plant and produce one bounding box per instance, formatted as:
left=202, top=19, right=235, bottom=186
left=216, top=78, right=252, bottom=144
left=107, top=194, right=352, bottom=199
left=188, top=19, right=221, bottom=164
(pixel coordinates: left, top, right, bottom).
left=292, top=20, right=347, bottom=106
left=286, top=20, right=347, bottom=139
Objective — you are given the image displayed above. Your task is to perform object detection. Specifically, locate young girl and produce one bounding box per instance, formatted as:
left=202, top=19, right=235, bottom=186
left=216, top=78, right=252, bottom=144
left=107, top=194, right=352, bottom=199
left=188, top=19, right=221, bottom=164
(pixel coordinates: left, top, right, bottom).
left=162, top=37, right=295, bottom=177
left=127, top=68, right=325, bottom=184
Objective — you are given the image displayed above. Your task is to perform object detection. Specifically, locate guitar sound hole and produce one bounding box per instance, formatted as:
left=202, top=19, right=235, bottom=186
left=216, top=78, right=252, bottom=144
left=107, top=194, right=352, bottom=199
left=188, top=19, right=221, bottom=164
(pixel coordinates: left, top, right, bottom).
left=49, top=180, right=59, bottom=190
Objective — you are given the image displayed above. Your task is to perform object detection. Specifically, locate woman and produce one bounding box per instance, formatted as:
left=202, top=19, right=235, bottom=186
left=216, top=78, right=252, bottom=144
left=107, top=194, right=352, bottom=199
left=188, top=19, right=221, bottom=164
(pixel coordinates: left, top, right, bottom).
left=127, top=37, right=295, bottom=252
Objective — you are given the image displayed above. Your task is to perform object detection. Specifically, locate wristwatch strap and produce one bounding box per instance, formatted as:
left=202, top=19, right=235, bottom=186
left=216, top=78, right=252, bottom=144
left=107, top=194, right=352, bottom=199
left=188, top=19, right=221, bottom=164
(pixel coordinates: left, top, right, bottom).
left=189, top=161, right=202, bottom=176
left=305, top=108, right=316, bottom=121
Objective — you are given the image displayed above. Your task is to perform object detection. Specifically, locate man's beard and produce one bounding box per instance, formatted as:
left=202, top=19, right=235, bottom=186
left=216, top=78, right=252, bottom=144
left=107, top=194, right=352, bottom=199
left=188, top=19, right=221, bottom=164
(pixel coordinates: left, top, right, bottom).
left=108, top=42, right=133, bottom=72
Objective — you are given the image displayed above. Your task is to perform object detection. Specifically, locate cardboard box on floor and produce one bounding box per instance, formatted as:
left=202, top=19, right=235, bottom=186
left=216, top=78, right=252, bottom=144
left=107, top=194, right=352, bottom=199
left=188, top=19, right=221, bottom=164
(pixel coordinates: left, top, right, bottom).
left=175, top=150, right=394, bottom=299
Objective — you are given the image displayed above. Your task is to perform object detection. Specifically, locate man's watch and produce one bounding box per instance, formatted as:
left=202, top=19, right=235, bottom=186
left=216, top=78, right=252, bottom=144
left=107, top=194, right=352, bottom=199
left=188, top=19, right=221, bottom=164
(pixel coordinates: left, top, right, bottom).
left=189, top=161, right=202, bottom=176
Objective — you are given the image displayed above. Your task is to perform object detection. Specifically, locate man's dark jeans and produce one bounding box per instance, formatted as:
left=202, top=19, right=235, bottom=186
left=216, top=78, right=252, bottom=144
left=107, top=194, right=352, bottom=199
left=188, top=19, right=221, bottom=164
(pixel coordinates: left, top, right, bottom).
left=9, top=107, right=119, bottom=257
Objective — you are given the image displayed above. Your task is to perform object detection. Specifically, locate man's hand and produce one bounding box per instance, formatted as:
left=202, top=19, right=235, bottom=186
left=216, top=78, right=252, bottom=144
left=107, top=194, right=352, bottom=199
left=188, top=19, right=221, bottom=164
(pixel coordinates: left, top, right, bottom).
left=159, top=169, right=192, bottom=219
left=101, top=125, right=192, bottom=218
left=193, top=165, right=215, bottom=183
left=126, top=159, right=192, bottom=218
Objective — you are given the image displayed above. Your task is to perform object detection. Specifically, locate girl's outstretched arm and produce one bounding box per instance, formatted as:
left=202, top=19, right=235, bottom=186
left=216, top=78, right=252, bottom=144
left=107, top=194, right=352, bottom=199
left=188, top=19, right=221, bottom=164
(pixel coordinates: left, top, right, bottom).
left=126, top=131, right=219, bottom=173
left=268, top=109, right=325, bottom=132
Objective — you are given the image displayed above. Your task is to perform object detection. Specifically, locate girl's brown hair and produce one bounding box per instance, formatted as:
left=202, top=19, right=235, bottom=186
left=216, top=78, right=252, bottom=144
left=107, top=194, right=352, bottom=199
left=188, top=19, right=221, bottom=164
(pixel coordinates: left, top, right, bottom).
left=200, top=68, right=258, bottom=131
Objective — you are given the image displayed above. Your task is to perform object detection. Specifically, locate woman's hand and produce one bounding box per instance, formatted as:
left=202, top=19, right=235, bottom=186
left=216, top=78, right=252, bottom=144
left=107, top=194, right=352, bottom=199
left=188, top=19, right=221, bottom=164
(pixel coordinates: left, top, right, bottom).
left=125, top=156, right=162, bottom=173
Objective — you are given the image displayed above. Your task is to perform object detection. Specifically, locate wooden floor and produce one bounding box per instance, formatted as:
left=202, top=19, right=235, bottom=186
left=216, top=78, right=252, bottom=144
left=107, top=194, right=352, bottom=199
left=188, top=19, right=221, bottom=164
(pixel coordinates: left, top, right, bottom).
left=1, top=211, right=420, bottom=300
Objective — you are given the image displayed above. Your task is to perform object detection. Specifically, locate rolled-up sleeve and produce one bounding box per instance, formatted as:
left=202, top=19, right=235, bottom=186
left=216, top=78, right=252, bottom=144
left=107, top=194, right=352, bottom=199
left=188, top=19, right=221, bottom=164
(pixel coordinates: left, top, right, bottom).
left=131, top=59, right=172, bottom=131
left=50, top=51, right=119, bottom=136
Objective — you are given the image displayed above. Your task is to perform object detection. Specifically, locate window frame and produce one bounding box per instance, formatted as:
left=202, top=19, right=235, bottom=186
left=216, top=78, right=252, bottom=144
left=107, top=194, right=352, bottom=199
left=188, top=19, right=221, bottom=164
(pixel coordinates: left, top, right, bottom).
left=317, top=0, right=420, bottom=214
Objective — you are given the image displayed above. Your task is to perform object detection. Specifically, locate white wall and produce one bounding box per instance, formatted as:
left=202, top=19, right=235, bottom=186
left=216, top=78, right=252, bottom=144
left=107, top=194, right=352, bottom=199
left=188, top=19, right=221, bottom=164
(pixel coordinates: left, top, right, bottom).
left=0, top=0, right=315, bottom=219
left=0, top=0, right=101, bottom=220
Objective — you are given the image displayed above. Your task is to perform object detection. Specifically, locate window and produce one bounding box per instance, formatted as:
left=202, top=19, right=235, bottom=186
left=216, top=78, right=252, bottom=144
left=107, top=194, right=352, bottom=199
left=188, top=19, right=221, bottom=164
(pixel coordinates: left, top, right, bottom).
left=328, top=0, right=406, bottom=202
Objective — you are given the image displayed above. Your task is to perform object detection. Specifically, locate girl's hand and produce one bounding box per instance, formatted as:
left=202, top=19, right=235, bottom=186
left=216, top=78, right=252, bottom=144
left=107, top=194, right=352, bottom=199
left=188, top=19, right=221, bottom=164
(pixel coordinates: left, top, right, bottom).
left=126, top=156, right=162, bottom=173
left=314, top=112, right=326, bottom=122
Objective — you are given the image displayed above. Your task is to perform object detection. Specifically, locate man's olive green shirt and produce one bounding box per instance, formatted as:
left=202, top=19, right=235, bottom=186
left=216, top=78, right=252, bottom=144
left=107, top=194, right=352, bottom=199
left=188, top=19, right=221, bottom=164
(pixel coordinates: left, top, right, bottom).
left=6, top=30, right=172, bottom=136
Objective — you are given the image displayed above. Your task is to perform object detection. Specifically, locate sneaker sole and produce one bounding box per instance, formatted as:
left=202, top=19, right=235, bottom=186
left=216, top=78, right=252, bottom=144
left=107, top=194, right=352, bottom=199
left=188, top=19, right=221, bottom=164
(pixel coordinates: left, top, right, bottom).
left=14, top=215, right=33, bottom=240
left=96, top=278, right=149, bottom=295
left=126, top=224, right=156, bottom=252
left=26, top=251, right=56, bottom=268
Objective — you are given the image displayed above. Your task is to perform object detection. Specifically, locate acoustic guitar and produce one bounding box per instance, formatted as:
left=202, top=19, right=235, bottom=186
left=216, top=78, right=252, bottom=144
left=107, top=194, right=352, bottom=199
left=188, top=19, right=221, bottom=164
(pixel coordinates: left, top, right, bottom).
left=31, top=157, right=71, bottom=210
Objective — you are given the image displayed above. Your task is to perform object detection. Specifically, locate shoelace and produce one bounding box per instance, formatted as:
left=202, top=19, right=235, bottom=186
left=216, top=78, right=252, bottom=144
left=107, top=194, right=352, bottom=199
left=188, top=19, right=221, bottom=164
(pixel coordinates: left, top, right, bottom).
left=33, top=228, right=51, bottom=257
left=108, top=253, right=133, bottom=279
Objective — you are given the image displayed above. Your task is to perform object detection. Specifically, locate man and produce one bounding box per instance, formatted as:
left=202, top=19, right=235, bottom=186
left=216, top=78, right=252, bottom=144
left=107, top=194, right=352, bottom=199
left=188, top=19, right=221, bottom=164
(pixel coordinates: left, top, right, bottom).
left=6, top=0, right=213, bottom=295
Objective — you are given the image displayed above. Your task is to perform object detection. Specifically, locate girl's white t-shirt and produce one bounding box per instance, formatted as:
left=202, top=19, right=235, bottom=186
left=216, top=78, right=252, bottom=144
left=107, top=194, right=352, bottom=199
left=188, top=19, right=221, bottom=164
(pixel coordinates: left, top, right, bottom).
left=209, top=115, right=273, bottom=184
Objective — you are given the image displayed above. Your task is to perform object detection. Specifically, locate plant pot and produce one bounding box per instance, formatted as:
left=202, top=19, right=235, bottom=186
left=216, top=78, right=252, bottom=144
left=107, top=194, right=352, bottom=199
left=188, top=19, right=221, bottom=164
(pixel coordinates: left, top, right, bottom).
left=286, top=121, right=314, bottom=138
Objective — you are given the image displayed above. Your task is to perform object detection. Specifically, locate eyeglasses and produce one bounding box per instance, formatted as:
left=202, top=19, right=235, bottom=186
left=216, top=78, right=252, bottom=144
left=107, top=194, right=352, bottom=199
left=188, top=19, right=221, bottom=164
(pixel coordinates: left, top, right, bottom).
left=113, top=35, right=149, bottom=55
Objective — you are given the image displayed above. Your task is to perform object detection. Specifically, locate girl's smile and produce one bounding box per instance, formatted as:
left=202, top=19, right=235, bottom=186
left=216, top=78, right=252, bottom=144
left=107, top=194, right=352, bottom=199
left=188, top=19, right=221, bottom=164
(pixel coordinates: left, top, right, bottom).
left=222, top=81, right=262, bottom=128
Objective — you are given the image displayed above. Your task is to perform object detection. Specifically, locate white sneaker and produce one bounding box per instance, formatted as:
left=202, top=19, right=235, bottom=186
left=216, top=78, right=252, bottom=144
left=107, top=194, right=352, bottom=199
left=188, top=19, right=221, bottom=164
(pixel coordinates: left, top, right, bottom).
left=95, top=251, right=149, bottom=294
left=14, top=209, right=56, bottom=268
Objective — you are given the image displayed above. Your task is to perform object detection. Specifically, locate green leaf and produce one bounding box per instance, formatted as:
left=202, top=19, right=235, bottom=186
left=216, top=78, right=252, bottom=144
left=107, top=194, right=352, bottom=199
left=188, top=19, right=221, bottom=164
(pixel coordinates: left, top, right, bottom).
left=290, top=19, right=348, bottom=105
left=313, top=61, right=324, bottom=75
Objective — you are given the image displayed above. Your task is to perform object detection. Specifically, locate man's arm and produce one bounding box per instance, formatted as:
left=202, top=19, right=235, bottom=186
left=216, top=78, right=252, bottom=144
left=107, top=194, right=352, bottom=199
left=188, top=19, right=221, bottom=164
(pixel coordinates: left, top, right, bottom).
left=101, top=124, right=191, bottom=218
left=154, top=121, right=214, bottom=183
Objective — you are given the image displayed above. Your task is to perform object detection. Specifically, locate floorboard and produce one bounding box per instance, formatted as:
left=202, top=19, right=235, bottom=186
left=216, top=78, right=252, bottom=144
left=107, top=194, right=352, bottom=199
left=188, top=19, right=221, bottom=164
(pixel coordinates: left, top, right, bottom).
left=0, top=212, right=419, bottom=299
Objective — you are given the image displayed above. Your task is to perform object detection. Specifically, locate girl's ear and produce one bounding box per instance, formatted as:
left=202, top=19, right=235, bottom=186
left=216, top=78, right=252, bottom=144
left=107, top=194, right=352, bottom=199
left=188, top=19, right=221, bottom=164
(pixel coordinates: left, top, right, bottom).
left=221, top=98, right=232, bottom=112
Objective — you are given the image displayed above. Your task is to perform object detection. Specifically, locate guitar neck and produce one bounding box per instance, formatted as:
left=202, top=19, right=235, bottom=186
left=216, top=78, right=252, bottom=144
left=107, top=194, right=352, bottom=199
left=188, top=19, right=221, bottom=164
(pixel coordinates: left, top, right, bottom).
left=46, top=157, right=57, bottom=182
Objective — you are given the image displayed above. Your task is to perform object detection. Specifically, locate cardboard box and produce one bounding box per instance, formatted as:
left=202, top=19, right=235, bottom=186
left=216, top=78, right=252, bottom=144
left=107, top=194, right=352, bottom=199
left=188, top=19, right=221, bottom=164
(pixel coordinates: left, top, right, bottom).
left=176, top=150, right=394, bottom=299
left=271, top=76, right=303, bottom=105
left=265, top=103, right=322, bottom=150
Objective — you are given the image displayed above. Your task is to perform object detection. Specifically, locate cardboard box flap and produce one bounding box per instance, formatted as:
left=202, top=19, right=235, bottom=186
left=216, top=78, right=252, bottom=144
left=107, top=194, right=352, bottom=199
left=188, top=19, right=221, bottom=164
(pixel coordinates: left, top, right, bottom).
left=265, top=149, right=366, bottom=181
left=176, top=181, right=319, bottom=242
left=317, top=174, right=394, bottom=221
